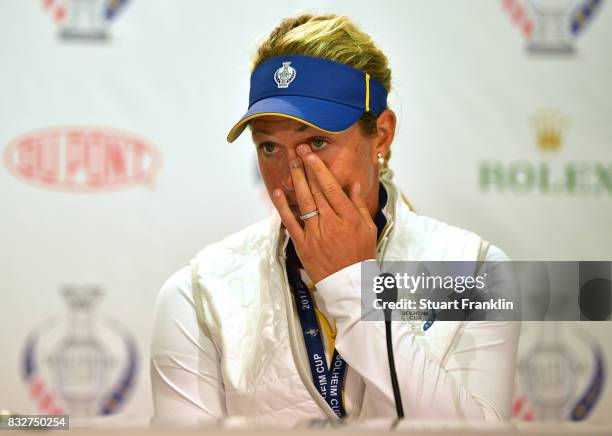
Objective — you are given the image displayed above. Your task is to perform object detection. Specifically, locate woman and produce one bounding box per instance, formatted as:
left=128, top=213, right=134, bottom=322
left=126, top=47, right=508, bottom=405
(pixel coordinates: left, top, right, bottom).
left=151, top=13, right=519, bottom=425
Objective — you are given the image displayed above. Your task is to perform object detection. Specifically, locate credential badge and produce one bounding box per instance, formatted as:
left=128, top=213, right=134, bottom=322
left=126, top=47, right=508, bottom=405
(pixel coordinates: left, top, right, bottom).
left=274, top=61, right=297, bottom=89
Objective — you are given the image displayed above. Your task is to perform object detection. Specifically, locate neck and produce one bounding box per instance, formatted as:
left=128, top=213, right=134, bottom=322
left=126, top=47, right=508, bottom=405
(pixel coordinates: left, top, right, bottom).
left=373, top=181, right=389, bottom=241
left=368, top=179, right=381, bottom=219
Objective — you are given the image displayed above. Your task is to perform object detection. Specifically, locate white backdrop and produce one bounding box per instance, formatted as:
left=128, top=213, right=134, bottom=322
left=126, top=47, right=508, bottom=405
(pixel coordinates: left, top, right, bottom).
left=1, top=0, right=611, bottom=425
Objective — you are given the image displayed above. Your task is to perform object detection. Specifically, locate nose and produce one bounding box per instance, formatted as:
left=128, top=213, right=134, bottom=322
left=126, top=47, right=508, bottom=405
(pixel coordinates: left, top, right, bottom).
left=281, top=169, right=294, bottom=193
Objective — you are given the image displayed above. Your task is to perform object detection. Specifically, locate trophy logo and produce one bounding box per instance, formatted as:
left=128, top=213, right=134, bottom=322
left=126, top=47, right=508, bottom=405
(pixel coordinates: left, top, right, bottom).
left=274, top=62, right=297, bottom=89
left=502, top=0, right=604, bottom=54
left=530, top=107, right=568, bottom=152
left=22, top=286, right=138, bottom=416
left=514, top=324, right=606, bottom=420
left=41, top=0, right=130, bottom=40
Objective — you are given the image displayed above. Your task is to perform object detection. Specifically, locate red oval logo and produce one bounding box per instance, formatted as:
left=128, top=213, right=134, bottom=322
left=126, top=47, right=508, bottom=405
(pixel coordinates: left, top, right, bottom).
left=3, top=126, right=162, bottom=192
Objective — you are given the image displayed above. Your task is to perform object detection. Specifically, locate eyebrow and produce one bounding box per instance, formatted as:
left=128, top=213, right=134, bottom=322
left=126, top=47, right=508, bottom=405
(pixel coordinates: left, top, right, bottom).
left=252, top=123, right=310, bottom=135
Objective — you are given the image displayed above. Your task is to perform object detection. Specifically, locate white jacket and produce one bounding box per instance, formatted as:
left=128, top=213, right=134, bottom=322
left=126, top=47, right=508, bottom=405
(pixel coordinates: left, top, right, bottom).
left=150, top=180, right=520, bottom=425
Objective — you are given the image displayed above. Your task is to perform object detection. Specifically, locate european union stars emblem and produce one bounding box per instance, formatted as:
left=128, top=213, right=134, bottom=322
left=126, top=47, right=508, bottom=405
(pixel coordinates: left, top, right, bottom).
left=422, top=312, right=436, bottom=332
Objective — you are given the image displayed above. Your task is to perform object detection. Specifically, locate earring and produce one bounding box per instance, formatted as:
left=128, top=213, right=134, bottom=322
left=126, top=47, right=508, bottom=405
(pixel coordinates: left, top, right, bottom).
left=377, top=152, right=394, bottom=181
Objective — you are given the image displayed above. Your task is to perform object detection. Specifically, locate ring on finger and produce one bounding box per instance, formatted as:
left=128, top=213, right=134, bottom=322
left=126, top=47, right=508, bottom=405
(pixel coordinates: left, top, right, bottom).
left=299, top=209, right=319, bottom=221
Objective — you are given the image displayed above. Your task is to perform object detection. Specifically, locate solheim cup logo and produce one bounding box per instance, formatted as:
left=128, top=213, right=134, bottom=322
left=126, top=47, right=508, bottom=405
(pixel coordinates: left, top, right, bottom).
left=514, top=324, right=606, bottom=421
left=41, top=0, right=129, bottom=40
left=274, top=62, right=297, bottom=88
left=502, top=0, right=604, bottom=53
left=22, top=286, right=138, bottom=416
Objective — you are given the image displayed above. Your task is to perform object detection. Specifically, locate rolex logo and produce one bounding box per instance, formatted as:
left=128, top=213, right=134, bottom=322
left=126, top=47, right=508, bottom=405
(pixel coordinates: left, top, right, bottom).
left=530, top=108, right=568, bottom=152
left=479, top=106, right=612, bottom=196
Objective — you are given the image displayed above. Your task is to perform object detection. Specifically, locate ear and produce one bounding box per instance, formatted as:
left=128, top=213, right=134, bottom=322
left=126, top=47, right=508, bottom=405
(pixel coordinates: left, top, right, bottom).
left=371, top=109, right=396, bottom=163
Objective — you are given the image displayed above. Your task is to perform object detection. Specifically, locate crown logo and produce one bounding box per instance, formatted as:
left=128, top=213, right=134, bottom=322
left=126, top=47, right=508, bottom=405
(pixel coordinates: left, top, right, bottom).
left=530, top=107, right=568, bottom=152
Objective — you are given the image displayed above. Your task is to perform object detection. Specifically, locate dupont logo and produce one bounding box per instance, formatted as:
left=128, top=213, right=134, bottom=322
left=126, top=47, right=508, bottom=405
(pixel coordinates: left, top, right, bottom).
left=3, top=126, right=161, bottom=192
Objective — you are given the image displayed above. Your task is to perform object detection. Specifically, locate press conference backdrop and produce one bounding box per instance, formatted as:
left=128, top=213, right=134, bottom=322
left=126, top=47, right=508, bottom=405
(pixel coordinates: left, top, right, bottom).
left=0, top=0, right=610, bottom=426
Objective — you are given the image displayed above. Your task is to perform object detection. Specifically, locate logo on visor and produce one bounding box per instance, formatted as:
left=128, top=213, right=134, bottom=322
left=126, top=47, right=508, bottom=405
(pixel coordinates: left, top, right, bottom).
left=274, top=61, right=297, bottom=88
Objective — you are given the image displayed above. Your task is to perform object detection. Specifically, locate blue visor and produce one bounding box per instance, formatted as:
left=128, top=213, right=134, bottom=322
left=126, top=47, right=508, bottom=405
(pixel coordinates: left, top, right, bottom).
left=227, top=55, right=388, bottom=142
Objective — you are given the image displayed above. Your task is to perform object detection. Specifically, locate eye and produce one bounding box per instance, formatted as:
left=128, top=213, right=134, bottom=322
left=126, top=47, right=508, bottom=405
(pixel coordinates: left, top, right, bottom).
left=257, top=142, right=278, bottom=155
left=310, top=137, right=329, bottom=150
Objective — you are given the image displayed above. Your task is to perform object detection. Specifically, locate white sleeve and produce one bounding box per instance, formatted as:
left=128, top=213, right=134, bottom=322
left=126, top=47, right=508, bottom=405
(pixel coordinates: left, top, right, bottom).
left=150, top=267, right=226, bottom=426
left=314, top=245, right=520, bottom=421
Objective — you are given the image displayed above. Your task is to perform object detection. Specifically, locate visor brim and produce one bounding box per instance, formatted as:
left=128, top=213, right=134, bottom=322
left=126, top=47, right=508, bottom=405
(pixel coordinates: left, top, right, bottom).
left=227, top=96, right=364, bottom=143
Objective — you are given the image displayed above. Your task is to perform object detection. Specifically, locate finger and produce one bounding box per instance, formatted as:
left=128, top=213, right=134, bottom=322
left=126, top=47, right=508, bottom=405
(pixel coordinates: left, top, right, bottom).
left=271, top=188, right=304, bottom=243
left=350, top=182, right=372, bottom=222
left=304, top=164, right=332, bottom=214
left=301, top=151, right=352, bottom=215
left=296, top=145, right=332, bottom=215
left=289, top=158, right=320, bottom=225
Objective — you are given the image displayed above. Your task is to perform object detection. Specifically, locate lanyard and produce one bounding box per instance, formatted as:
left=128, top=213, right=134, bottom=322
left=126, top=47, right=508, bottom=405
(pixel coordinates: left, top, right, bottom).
left=288, top=264, right=347, bottom=418
left=285, top=182, right=433, bottom=417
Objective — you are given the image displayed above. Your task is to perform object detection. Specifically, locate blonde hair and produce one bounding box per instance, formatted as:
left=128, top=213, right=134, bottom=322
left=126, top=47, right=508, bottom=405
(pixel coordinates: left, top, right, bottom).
left=253, top=14, right=391, bottom=136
